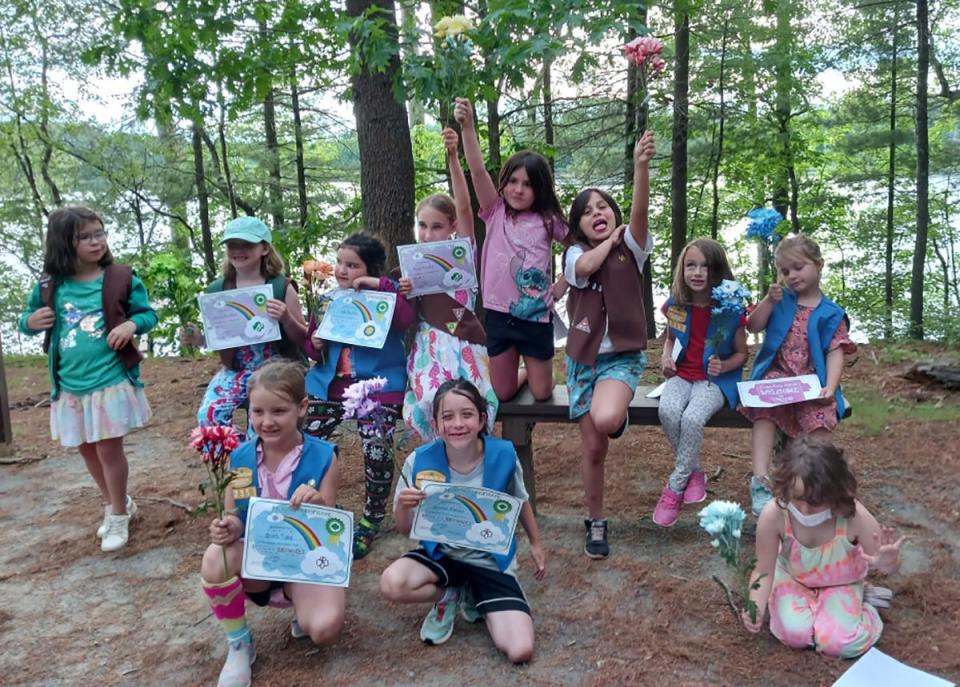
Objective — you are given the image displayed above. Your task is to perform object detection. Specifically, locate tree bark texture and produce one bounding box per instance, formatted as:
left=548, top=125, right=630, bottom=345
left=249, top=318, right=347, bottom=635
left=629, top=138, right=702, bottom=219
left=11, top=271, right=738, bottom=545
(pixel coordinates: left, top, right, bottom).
left=884, top=4, right=899, bottom=340
left=911, top=0, right=929, bottom=339
left=259, top=20, right=284, bottom=232
left=670, top=12, right=690, bottom=274
left=191, top=123, right=216, bottom=280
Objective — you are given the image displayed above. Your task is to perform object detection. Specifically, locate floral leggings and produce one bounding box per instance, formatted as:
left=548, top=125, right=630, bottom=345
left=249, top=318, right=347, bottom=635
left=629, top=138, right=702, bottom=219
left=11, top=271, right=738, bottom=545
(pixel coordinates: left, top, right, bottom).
left=304, top=397, right=401, bottom=524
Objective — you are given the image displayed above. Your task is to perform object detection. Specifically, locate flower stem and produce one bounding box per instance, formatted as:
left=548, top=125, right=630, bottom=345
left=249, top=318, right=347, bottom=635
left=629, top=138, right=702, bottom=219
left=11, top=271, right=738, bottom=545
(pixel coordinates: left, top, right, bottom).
left=711, top=574, right=741, bottom=623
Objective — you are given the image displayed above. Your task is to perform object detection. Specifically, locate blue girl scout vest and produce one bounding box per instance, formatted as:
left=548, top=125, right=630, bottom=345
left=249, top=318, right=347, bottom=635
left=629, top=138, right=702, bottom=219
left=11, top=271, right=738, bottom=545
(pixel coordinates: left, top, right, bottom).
left=664, top=295, right=743, bottom=408
left=749, top=289, right=849, bottom=421
left=412, top=436, right=519, bottom=572
left=230, top=434, right=336, bottom=526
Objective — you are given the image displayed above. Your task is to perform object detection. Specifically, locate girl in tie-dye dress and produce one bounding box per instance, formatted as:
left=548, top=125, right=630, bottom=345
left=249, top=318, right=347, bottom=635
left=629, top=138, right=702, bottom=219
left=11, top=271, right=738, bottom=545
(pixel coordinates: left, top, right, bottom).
left=744, top=437, right=904, bottom=658
left=400, top=128, right=498, bottom=440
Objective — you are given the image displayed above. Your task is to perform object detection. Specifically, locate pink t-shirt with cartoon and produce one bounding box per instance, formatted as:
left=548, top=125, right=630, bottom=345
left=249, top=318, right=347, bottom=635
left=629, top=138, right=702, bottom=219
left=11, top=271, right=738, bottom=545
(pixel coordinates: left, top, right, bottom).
left=479, top=196, right=568, bottom=323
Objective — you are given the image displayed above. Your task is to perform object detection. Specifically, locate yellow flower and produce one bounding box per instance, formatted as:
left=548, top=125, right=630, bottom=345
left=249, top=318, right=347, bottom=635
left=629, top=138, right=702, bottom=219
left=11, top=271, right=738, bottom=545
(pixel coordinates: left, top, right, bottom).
left=434, top=14, right=473, bottom=39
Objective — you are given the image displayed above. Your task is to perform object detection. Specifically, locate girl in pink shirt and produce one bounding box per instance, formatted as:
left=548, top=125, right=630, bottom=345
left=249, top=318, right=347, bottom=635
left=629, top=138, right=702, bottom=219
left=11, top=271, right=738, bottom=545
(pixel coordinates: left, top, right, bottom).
left=455, top=97, right=569, bottom=401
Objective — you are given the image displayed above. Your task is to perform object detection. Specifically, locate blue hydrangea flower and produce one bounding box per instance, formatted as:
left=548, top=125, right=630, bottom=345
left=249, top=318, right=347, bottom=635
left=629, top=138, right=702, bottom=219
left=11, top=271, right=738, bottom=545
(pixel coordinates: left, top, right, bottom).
left=711, top=279, right=751, bottom=318
left=745, top=208, right=784, bottom=244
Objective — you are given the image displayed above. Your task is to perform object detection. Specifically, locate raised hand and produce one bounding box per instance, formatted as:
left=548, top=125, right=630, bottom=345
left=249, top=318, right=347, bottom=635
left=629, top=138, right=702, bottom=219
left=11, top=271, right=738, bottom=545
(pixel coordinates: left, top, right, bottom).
left=634, top=130, right=655, bottom=165
left=454, top=97, right=474, bottom=129
left=442, top=127, right=460, bottom=154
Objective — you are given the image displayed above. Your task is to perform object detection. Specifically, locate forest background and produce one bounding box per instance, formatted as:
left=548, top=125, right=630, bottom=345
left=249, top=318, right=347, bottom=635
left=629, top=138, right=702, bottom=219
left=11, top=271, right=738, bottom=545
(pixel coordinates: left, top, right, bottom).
left=1, top=0, right=959, bottom=351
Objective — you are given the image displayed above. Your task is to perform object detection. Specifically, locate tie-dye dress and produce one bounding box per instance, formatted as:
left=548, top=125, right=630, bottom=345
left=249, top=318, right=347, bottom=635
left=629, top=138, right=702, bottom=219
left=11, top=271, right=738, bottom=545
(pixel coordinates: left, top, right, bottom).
left=402, top=286, right=498, bottom=440
left=768, top=513, right=883, bottom=658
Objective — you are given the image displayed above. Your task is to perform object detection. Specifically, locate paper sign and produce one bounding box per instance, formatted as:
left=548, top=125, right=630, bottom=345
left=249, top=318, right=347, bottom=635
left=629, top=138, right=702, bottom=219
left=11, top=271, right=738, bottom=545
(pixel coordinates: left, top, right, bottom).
left=410, top=482, right=522, bottom=555
left=242, top=497, right=353, bottom=588
left=397, top=238, right=478, bottom=297
left=737, top=374, right=823, bottom=408
left=832, top=648, right=954, bottom=687
left=316, top=288, right=396, bottom=349
left=646, top=381, right=667, bottom=399
left=672, top=339, right=683, bottom=364
left=197, top=285, right=281, bottom=351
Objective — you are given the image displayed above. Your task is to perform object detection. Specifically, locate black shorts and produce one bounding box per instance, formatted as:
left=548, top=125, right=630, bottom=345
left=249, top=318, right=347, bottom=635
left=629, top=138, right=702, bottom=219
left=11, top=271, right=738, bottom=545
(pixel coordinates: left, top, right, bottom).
left=485, top=310, right=554, bottom=361
left=245, top=580, right=287, bottom=607
left=403, top=548, right=530, bottom=615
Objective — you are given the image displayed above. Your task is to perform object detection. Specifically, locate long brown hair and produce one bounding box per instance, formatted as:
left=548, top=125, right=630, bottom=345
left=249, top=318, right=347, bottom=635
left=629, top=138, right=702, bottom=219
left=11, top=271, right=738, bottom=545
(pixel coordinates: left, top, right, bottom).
left=669, top=238, right=735, bottom=306
left=497, top=150, right=566, bottom=227
left=43, top=206, right=114, bottom=277
left=772, top=437, right=857, bottom=518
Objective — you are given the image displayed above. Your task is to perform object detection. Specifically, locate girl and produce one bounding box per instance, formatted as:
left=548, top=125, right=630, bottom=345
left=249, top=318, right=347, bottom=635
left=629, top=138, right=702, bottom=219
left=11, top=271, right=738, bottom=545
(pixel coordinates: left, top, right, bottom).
left=455, top=97, right=569, bottom=401
left=302, top=232, right=415, bottom=558
left=200, top=361, right=343, bottom=687
left=654, top=238, right=748, bottom=527
left=745, top=437, right=903, bottom=658
left=380, top=378, right=546, bottom=662
left=741, top=234, right=856, bottom=515
left=564, top=132, right=656, bottom=559
left=19, top=206, right=157, bottom=552
left=186, top=216, right=308, bottom=434
left=400, top=127, right=498, bottom=440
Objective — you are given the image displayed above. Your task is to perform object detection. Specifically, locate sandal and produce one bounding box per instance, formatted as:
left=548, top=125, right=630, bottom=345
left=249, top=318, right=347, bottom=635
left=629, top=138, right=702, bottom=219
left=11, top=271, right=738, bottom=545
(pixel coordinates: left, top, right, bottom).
left=352, top=517, right=380, bottom=559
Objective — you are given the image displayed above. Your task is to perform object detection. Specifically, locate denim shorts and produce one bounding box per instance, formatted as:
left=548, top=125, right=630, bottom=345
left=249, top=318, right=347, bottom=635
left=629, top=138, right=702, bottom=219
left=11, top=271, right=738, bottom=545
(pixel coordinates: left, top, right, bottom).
left=565, top=351, right=647, bottom=419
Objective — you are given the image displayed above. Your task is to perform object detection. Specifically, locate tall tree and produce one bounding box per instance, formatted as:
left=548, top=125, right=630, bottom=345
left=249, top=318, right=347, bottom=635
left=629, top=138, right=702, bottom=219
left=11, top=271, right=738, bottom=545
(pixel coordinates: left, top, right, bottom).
left=911, top=0, right=930, bottom=339
left=670, top=8, right=690, bottom=272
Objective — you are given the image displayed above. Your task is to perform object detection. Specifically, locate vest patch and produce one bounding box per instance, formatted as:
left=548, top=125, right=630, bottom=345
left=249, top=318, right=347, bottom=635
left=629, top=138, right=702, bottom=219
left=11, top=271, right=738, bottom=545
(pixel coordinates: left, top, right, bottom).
left=446, top=322, right=458, bottom=335
left=575, top=317, right=591, bottom=333
left=666, top=305, right=687, bottom=325
left=230, top=467, right=253, bottom=489
left=232, top=487, right=256, bottom=500
left=415, top=469, right=447, bottom=489
left=452, top=307, right=465, bottom=321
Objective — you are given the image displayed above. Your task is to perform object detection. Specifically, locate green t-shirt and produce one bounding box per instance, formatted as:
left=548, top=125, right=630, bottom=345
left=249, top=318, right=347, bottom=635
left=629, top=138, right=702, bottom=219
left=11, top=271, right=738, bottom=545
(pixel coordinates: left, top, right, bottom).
left=55, top=275, right=129, bottom=394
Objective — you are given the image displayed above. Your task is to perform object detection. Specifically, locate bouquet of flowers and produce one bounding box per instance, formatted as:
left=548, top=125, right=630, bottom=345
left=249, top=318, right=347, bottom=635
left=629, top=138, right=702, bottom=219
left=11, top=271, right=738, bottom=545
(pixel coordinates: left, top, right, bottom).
left=707, top=279, right=751, bottom=350
left=623, top=36, right=666, bottom=107
left=302, top=259, right=334, bottom=319
left=190, top=424, right=241, bottom=576
left=744, top=208, right=785, bottom=245
left=698, top=500, right=764, bottom=624
left=433, top=14, right=476, bottom=122
left=341, top=377, right=409, bottom=487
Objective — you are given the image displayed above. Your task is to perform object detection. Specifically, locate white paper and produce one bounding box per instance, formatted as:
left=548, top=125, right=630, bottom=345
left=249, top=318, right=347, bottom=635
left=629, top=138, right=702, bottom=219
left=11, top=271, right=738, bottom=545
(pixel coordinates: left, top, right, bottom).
left=646, top=381, right=667, bottom=399
left=671, top=339, right=683, bottom=364
left=832, top=648, right=954, bottom=687
left=196, top=284, right=281, bottom=351
left=737, top=374, right=823, bottom=408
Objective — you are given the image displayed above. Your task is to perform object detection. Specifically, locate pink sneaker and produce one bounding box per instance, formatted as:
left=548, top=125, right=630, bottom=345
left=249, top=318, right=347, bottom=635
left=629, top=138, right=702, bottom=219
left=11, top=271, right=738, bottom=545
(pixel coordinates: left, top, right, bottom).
left=652, top=486, right=683, bottom=527
left=683, top=471, right=706, bottom=504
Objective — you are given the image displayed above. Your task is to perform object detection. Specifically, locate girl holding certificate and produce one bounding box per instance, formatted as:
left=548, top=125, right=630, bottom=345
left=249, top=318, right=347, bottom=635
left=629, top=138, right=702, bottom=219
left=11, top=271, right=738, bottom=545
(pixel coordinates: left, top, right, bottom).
left=381, top=379, right=546, bottom=662
left=200, top=361, right=343, bottom=687
left=399, top=127, right=498, bottom=441
left=740, top=235, right=856, bottom=515
left=302, top=232, right=416, bottom=559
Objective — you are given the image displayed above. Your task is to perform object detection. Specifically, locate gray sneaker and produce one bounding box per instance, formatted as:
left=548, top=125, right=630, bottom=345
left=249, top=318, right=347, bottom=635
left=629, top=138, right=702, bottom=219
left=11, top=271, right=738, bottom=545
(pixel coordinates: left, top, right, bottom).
left=584, top=518, right=609, bottom=559
left=218, top=633, right=255, bottom=687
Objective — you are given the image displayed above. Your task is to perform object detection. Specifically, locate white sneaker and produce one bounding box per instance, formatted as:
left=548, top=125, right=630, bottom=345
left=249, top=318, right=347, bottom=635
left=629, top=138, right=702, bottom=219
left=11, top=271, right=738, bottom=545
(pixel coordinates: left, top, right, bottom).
left=100, top=514, right=130, bottom=552
left=290, top=618, right=307, bottom=639
left=218, top=634, right=256, bottom=687
left=97, top=496, right=137, bottom=538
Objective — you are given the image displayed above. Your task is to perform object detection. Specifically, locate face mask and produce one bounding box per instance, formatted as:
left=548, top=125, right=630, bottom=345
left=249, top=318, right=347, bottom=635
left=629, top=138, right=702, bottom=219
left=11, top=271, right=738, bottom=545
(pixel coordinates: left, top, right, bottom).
left=787, top=502, right=833, bottom=527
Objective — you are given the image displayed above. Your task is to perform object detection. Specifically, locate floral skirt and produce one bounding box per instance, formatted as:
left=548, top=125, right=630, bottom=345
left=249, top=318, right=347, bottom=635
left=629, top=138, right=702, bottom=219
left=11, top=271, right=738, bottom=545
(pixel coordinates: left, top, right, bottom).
left=51, top=380, right=152, bottom=447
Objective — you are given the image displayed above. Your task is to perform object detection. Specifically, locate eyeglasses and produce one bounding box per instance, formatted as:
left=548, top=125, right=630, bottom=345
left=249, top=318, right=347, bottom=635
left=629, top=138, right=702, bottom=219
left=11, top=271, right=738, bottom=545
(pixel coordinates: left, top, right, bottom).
left=76, top=230, right=108, bottom=243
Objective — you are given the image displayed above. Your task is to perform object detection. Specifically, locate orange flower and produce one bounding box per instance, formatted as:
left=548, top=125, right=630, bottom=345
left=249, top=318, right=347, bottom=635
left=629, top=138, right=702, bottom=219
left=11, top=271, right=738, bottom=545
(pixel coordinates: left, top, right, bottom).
left=303, top=259, right=333, bottom=281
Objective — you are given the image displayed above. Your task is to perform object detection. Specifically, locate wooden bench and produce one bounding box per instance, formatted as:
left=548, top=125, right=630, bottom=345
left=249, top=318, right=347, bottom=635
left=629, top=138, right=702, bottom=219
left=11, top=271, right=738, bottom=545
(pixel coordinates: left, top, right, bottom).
left=497, top=386, right=752, bottom=511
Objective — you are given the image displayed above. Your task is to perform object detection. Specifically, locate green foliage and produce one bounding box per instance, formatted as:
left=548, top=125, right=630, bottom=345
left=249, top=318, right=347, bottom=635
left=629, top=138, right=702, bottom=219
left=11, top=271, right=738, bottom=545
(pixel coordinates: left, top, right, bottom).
left=137, top=252, right=204, bottom=350
left=844, top=389, right=960, bottom=436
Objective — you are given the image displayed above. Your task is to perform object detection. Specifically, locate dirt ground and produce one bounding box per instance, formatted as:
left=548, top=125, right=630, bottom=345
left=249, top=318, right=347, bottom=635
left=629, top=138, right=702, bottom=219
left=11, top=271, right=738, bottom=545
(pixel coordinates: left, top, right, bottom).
left=2, top=342, right=959, bottom=686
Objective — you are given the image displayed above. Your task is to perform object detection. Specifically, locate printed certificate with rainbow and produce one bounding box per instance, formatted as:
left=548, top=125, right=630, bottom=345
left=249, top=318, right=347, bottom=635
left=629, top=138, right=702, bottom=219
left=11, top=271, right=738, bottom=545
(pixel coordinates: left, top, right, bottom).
left=196, top=285, right=281, bottom=351
left=397, top=238, right=478, bottom=297
left=242, top=497, right=354, bottom=588
left=316, top=288, right=397, bottom=349
left=410, top=483, right=522, bottom=555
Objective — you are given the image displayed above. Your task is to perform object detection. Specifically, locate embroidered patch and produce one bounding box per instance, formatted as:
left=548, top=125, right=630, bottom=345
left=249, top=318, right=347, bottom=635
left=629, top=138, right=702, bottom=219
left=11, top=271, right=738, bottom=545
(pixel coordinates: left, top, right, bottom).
left=446, top=322, right=458, bottom=335
left=232, top=487, right=256, bottom=500
left=575, top=317, right=591, bottom=333
left=415, top=470, right=447, bottom=489
left=666, top=305, right=687, bottom=324
left=230, top=467, right=253, bottom=489
left=452, top=307, right=465, bottom=321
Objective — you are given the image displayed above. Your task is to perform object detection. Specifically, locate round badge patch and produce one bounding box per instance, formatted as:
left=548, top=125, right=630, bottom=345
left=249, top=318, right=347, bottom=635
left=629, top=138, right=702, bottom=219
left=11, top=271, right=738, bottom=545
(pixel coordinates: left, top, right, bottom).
left=231, top=467, right=253, bottom=489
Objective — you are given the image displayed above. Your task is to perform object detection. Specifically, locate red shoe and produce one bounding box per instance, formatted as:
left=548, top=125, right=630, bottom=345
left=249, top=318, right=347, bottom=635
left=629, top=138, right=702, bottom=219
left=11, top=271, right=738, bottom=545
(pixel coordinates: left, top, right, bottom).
left=683, top=470, right=706, bottom=504
left=652, top=486, right=683, bottom=527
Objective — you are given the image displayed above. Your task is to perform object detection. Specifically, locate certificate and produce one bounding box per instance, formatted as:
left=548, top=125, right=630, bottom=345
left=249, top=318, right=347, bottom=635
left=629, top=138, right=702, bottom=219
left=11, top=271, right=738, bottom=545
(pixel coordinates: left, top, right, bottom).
left=397, top=238, right=478, bottom=297
left=410, top=483, right=522, bottom=555
left=315, top=288, right=396, bottom=349
left=737, top=374, right=823, bottom=408
left=197, top=285, right=281, bottom=351
left=241, top=497, right=353, bottom=588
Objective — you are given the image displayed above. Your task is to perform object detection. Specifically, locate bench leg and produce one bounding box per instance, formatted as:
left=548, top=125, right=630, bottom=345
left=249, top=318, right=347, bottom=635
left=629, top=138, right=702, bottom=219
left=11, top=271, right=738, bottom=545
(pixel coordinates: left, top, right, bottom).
left=502, top=419, right=536, bottom=514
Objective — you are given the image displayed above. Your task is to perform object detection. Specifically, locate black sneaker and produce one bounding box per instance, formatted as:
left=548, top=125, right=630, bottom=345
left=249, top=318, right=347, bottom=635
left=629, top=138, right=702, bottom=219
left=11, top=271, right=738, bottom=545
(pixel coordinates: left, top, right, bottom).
left=608, top=414, right=629, bottom=439
left=584, top=518, right=609, bottom=559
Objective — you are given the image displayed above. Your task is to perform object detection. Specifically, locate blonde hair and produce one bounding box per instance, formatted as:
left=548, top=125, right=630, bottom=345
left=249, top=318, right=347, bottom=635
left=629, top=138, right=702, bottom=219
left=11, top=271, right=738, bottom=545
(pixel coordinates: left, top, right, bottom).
left=774, top=234, right=824, bottom=269
left=221, top=242, right=286, bottom=282
left=669, top=238, right=735, bottom=305
left=416, top=193, right=457, bottom=225
left=248, top=360, right=306, bottom=404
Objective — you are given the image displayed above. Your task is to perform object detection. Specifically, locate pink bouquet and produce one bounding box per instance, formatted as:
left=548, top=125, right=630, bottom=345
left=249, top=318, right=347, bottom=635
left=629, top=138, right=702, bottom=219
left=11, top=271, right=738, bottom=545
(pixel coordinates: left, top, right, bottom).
left=190, top=425, right=241, bottom=576
left=623, top=36, right=666, bottom=107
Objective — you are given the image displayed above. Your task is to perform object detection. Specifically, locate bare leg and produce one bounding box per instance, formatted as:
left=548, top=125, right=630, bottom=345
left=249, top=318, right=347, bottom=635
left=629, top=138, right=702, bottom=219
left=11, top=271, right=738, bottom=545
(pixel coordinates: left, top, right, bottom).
left=485, top=610, right=535, bottom=663
left=490, top=348, right=522, bottom=401
left=200, top=540, right=245, bottom=583
left=522, top=356, right=555, bottom=402
left=286, top=583, right=345, bottom=646
left=577, top=414, right=608, bottom=520
left=96, top=436, right=129, bottom=515
left=380, top=557, right=444, bottom=604
left=751, top=419, right=777, bottom=477
left=78, top=442, right=110, bottom=503
left=588, top=379, right=634, bottom=436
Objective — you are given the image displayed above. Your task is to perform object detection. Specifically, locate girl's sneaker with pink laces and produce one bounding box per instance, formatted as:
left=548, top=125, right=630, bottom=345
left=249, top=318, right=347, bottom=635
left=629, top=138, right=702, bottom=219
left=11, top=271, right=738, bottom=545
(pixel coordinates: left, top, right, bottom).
left=683, top=471, right=706, bottom=504
left=652, top=486, right=683, bottom=527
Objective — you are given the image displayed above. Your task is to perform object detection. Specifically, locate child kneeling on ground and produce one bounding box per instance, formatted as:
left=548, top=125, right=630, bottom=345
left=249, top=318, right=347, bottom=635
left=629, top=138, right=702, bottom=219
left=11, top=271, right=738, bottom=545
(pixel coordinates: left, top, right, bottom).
left=379, top=378, right=546, bottom=663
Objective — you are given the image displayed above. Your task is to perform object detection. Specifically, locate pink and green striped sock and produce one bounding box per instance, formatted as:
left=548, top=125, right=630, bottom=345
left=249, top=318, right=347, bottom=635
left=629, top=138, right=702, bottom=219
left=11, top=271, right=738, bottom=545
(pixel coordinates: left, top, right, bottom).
left=202, top=576, right=249, bottom=643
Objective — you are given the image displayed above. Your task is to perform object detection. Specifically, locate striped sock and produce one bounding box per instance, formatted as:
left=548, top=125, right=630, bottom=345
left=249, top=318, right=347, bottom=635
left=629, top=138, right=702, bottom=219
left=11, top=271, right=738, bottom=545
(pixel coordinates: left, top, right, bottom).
left=202, top=576, right=249, bottom=643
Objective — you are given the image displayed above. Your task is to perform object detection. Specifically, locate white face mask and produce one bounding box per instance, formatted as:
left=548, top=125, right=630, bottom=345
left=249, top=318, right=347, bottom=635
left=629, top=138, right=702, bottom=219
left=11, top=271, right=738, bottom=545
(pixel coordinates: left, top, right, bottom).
left=787, top=502, right=833, bottom=527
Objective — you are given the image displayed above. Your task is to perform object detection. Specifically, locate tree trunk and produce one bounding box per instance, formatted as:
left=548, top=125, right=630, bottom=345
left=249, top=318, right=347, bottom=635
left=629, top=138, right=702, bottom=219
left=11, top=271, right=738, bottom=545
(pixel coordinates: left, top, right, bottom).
left=192, top=123, right=216, bottom=280
left=911, top=0, right=929, bottom=339
left=670, top=11, right=690, bottom=273
left=400, top=0, right=425, bottom=127
left=710, top=17, right=729, bottom=240
left=542, top=55, right=554, bottom=171
left=259, top=20, right=284, bottom=232
left=290, top=69, right=309, bottom=231
left=218, top=86, right=238, bottom=219
left=884, top=4, right=899, bottom=340
left=346, top=0, right=416, bottom=268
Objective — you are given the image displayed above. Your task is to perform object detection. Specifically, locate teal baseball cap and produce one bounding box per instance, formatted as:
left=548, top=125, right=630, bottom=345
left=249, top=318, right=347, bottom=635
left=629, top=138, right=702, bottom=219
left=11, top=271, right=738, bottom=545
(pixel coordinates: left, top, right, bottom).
left=220, top=216, right=272, bottom=245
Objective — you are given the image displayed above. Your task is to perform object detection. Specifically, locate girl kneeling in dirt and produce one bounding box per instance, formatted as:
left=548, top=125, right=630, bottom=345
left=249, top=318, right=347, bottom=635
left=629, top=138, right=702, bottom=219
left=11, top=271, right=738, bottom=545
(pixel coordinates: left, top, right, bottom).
left=200, top=361, right=344, bottom=687
left=380, top=379, right=546, bottom=662
left=744, top=436, right=903, bottom=658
